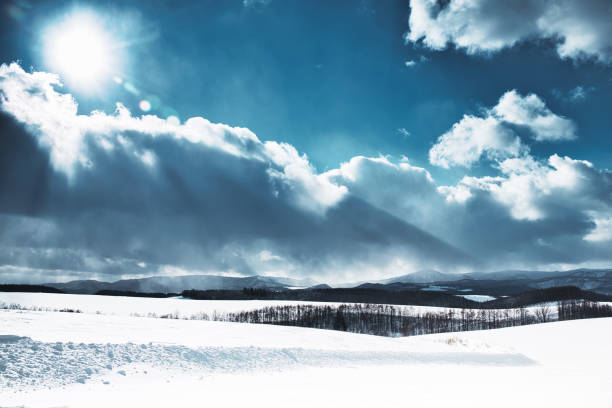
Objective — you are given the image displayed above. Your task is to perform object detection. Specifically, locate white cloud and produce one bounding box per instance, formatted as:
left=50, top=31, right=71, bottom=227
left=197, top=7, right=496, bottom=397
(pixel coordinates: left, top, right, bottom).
left=258, top=250, right=283, bottom=262
left=0, top=62, right=345, bottom=215
left=323, top=151, right=612, bottom=268
left=553, top=86, right=594, bottom=103
left=0, top=64, right=84, bottom=176
left=263, top=141, right=347, bottom=215
left=437, top=184, right=472, bottom=204
left=397, top=128, right=411, bottom=138
left=406, top=0, right=612, bottom=63
left=584, top=216, right=612, bottom=242
left=325, top=155, right=453, bottom=239
left=326, top=156, right=437, bottom=219
left=568, top=86, right=588, bottom=102
left=429, top=90, right=575, bottom=168
left=243, top=0, right=272, bottom=8
left=429, top=115, right=525, bottom=168
left=443, top=154, right=612, bottom=222
left=493, top=90, right=576, bottom=142
left=404, top=55, right=429, bottom=68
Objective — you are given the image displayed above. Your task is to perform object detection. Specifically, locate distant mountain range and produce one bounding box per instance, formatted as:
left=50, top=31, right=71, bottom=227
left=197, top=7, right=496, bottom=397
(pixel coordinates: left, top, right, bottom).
left=359, top=268, right=612, bottom=296
left=334, top=269, right=461, bottom=288
left=45, top=275, right=317, bottom=295
left=379, top=269, right=461, bottom=284
left=40, top=268, right=612, bottom=295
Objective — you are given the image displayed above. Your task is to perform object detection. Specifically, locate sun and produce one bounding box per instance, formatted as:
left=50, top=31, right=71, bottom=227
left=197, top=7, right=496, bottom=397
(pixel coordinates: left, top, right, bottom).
left=43, top=11, right=117, bottom=90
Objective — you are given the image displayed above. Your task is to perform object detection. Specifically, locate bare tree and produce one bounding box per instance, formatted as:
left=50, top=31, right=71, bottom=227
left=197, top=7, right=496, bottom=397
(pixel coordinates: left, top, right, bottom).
left=535, top=305, right=552, bottom=323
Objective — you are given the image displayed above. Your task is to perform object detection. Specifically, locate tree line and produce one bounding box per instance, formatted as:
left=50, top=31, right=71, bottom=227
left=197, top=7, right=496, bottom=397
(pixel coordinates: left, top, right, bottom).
left=0, top=284, right=64, bottom=293
left=182, top=287, right=480, bottom=307
left=181, top=286, right=612, bottom=308
left=214, top=300, right=612, bottom=337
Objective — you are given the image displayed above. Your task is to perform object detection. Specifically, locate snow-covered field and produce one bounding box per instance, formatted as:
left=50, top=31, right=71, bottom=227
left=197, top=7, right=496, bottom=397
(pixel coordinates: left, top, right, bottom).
left=456, top=294, right=496, bottom=302
left=0, top=291, right=339, bottom=317
left=0, top=292, right=463, bottom=318
left=0, top=294, right=610, bottom=407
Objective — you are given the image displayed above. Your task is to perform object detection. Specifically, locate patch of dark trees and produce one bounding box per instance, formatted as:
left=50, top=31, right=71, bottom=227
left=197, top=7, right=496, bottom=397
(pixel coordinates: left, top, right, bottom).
left=219, top=300, right=612, bottom=337
left=181, top=288, right=272, bottom=300
left=182, top=287, right=479, bottom=307
left=182, top=286, right=612, bottom=309
left=0, top=284, right=64, bottom=293
left=557, top=299, right=612, bottom=320
left=94, top=290, right=180, bottom=298
left=369, top=279, right=534, bottom=297
left=57, top=308, right=82, bottom=313
left=360, top=278, right=612, bottom=297
left=482, top=286, right=612, bottom=308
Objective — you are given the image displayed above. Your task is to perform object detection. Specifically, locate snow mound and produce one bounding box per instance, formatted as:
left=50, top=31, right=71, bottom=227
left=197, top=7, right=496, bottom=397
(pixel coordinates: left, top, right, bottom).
left=0, top=334, right=534, bottom=392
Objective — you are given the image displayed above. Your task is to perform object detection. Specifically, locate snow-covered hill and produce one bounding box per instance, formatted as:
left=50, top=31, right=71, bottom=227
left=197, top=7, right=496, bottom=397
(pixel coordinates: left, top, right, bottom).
left=0, top=297, right=610, bottom=407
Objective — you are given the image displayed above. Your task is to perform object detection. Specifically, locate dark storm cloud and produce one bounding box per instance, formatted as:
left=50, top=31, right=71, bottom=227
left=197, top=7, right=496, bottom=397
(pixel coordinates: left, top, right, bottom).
left=0, top=63, right=473, bottom=283
left=327, top=149, right=612, bottom=269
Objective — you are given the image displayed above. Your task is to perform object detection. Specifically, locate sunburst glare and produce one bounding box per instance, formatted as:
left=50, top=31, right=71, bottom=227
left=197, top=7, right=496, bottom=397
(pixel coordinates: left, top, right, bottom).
left=43, top=11, right=117, bottom=90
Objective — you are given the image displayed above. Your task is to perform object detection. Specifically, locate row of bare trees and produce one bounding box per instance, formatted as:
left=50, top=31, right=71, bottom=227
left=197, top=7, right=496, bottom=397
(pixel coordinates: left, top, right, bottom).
left=557, top=299, right=612, bottom=320
left=216, top=300, right=612, bottom=337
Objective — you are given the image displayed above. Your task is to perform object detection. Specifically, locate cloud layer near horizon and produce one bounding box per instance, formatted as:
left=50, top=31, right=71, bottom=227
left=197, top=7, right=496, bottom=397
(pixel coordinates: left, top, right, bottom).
left=407, top=0, right=612, bottom=63
left=1, top=62, right=611, bottom=283
left=0, top=63, right=472, bottom=283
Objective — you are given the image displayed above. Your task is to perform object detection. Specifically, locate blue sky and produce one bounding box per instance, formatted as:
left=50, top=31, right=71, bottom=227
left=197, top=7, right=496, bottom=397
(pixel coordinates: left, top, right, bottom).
left=5, top=0, right=611, bottom=179
left=1, top=0, right=612, bottom=283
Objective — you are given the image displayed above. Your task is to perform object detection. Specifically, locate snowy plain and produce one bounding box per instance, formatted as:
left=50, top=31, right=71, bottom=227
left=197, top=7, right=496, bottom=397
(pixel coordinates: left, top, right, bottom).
left=0, top=293, right=611, bottom=407
left=456, top=294, right=496, bottom=302
left=0, top=291, right=464, bottom=318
